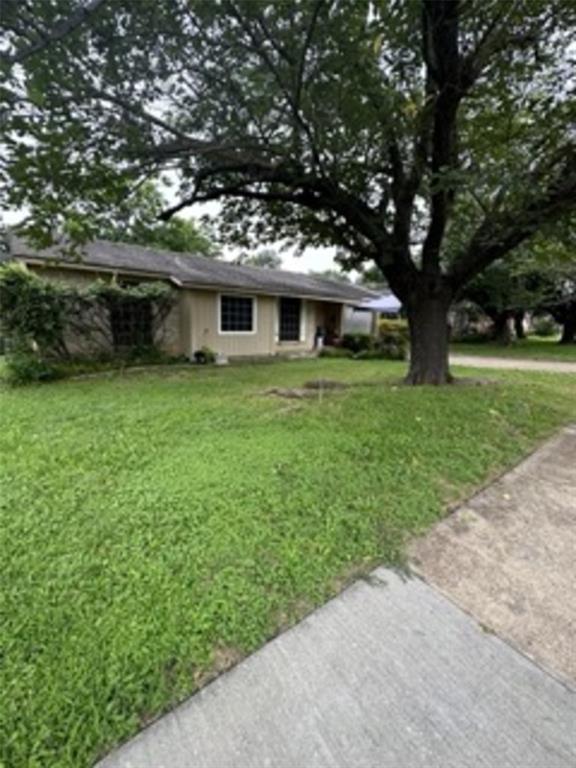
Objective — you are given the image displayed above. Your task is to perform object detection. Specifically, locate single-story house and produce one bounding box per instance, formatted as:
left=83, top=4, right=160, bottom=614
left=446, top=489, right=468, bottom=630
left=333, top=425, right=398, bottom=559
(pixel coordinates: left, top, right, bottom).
left=4, top=236, right=378, bottom=360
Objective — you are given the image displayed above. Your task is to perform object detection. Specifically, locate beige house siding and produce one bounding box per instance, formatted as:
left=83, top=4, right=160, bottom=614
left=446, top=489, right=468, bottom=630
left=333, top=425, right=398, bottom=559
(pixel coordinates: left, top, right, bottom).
left=20, top=261, right=350, bottom=360
left=182, top=289, right=340, bottom=358
left=184, top=289, right=276, bottom=357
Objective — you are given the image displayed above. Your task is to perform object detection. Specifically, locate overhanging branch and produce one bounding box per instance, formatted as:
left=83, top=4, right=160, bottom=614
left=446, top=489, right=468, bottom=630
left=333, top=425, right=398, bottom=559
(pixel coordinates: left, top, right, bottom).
left=450, top=147, right=576, bottom=288
left=1, top=0, right=108, bottom=66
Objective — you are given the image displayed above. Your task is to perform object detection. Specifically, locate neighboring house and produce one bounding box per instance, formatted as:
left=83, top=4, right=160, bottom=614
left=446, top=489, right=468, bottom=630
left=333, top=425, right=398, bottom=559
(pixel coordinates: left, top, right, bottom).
left=6, top=237, right=378, bottom=359
left=343, top=294, right=402, bottom=334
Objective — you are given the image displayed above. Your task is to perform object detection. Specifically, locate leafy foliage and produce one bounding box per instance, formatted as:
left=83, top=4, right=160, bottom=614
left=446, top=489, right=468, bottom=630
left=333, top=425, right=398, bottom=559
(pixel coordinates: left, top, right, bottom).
left=339, top=321, right=409, bottom=360
left=318, top=345, right=353, bottom=359
left=2, top=2, right=574, bottom=275
left=462, top=231, right=576, bottom=344
left=341, top=333, right=373, bottom=354
left=234, top=248, right=282, bottom=269
left=2, top=350, right=62, bottom=385
left=309, top=269, right=351, bottom=284
left=0, top=264, right=176, bottom=382
left=96, top=183, right=219, bottom=256
left=1, top=1, right=575, bottom=382
left=0, top=263, right=72, bottom=355
left=532, top=317, right=558, bottom=338
left=193, top=345, right=217, bottom=364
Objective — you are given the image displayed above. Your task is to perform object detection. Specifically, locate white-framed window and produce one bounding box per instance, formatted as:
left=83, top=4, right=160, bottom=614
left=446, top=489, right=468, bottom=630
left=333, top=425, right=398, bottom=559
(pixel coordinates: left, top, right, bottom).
left=218, top=294, right=257, bottom=334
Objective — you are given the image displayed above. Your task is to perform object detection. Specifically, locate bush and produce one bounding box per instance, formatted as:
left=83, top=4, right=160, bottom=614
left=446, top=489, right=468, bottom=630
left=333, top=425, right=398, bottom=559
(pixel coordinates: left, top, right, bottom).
left=4, top=349, right=62, bottom=385
left=532, top=316, right=558, bottom=338
left=341, top=333, right=374, bottom=353
left=376, top=318, right=409, bottom=359
left=194, top=346, right=216, bottom=364
left=378, top=318, right=409, bottom=341
left=0, top=264, right=177, bottom=383
left=0, top=263, right=71, bottom=357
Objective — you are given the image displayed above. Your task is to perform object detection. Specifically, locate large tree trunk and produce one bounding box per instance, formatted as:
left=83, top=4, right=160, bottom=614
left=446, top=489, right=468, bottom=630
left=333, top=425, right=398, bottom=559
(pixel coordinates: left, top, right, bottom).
left=513, top=310, right=525, bottom=340
left=559, top=304, right=576, bottom=344
left=405, top=289, right=452, bottom=385
left=492, top=311, right=513, bottom=345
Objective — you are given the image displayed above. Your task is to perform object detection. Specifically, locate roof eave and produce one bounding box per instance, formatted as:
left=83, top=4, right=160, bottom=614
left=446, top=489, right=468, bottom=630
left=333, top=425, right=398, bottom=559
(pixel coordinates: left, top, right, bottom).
left=17, top=256, right=178, bottom=284
left=14, top=254, right=375, bottom=304
left=178, top=280, right=370, bottom=304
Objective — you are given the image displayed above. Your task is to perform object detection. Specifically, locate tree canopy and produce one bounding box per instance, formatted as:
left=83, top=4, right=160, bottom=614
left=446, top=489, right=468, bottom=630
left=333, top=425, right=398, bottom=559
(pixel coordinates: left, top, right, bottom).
left=94, top=183, right=219, bottom=256
left=1, top=0, right=575, bottom=382
left=308, top=269, right=351, bottom=284
left=234, top=248, right=282, bottom=269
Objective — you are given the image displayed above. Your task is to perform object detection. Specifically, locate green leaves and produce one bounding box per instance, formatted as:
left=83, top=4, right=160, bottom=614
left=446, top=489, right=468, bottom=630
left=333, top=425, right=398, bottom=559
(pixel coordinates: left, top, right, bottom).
left=0, top=264, right=177, bottom=372
left=0, top=264, right=70, bottom=352
left=1, top=0, right=575, bottom=294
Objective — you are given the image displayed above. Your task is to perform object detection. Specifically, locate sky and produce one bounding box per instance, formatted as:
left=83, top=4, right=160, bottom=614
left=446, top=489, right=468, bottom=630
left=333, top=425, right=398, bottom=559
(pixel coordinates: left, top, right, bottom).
left=175, top=199, right=341, bottom=275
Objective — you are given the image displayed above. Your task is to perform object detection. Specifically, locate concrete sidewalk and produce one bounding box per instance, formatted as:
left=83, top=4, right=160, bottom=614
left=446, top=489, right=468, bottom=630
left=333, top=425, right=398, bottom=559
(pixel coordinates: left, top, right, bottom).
left=98, top=580, right=575, bottom=767
left=410, top=424, right=576, bottom=682
left=98, top=427, right=576, bottom=768
left=450, top=354, right=576, bottom=373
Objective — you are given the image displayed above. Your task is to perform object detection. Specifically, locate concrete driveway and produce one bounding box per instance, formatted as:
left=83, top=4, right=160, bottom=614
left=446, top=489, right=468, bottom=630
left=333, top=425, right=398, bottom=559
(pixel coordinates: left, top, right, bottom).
left=450, top=354, right=576, bottom=373
left=98, top=427, right=576, bottom=768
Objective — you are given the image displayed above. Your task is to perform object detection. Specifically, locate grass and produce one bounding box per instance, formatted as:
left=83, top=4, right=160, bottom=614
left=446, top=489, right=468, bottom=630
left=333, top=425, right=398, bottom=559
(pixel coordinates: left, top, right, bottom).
left=452, top=336, right=576, bottom=362
left=2, top=358, right=576, bottom=767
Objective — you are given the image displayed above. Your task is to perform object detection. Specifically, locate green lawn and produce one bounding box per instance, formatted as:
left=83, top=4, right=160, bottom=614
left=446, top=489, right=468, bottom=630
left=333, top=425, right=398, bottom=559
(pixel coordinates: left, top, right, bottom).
left=452, top=336, right=576, bottom=362
left=2, top=359, right=576, bottom=767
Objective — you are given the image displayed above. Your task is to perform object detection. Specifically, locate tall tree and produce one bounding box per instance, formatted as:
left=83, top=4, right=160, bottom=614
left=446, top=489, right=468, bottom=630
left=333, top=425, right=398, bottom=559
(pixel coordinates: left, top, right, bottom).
left=463, top=260, right=545, bottom=345
left=235, top=248, right=282, bottom=269
left=308, top=269, right=351, bottom=284
left=540, top=270, right=576, bottom=344
left=96, top=183, right=219, bottom=256
left=2, top=0, right=575, bottom=383
left=532, top=237, right=576, bottom=344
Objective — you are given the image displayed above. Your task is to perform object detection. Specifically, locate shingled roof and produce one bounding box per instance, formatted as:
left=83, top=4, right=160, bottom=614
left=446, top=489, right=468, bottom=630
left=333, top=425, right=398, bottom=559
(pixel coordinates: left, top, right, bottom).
left=9, top=236, right=377, bottom=304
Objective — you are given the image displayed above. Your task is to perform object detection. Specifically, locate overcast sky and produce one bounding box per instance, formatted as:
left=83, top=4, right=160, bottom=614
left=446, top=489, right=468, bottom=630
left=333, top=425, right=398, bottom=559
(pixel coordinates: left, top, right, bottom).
left=173, top=196, right=342, bottom=274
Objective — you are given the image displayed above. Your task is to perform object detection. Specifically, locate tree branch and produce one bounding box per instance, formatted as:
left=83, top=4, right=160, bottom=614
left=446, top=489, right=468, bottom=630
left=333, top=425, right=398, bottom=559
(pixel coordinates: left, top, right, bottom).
left=450, top=146, right=576, bottom=288
left=1, top=0, right=108, bottom=66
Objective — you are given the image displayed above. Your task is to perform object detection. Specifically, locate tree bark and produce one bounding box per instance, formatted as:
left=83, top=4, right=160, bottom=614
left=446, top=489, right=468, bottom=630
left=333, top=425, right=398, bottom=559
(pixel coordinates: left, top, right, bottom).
left=559, top=305, right=576, bottom=344
left=405, top=288, right=452, bottom=385
left=513, top=310, right=525, bottom=340
left=492, top=312, right=513, bottom=345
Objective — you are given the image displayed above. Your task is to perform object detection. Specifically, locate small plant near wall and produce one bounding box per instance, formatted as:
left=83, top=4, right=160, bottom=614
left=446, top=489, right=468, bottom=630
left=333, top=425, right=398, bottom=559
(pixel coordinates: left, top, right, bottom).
left=193, top=346, right=216, bottom=365
left=341, top=333, right=373, bottom=354
left=0, top=264, right=176, bottom=383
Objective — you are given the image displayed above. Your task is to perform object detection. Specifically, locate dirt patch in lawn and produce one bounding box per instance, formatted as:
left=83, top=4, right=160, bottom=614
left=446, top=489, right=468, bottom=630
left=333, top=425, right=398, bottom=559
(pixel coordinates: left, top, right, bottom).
left=264, top=379, right=350, bottom=399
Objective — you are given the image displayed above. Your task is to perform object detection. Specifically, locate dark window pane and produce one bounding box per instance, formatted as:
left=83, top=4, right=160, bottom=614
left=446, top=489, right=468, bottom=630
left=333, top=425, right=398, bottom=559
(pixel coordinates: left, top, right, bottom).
left=279, top=297, right=301, bottom=341
left=221, top=295, right=254, bottom=332
left=110, top=299, right=153, bottom=349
